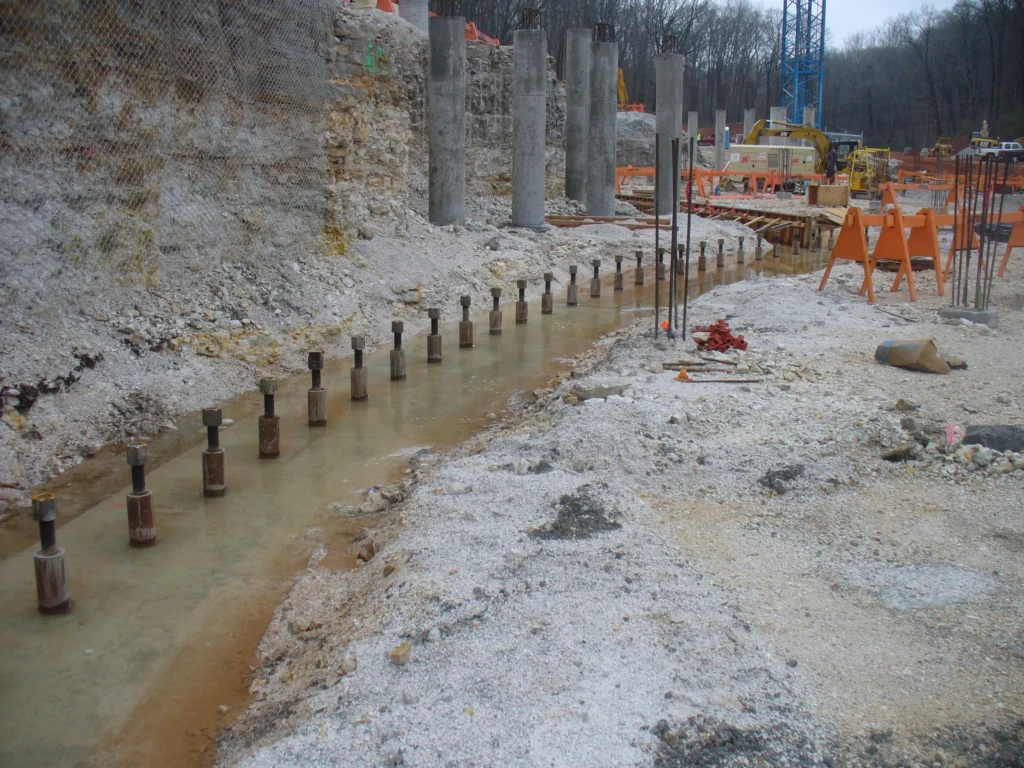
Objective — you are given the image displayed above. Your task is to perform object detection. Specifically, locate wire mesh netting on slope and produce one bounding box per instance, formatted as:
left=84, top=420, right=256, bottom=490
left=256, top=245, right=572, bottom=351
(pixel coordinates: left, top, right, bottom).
left=0, top=0, right=334, bottom=299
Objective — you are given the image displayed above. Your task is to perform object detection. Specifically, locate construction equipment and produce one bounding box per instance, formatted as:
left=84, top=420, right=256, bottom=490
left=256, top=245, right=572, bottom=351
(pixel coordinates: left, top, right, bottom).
left=616, top=68, right=644, bottom=113
left=970, top=133, right=1000, bottom=153
left=928, top=137, right=953, bottom=157
left=739, top=119, right=859, bottom=174
left=846, top=147, right=891, bottom=197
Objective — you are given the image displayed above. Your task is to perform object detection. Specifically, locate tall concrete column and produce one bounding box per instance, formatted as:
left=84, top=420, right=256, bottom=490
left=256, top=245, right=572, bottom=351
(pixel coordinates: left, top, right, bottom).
left=398, top=0, right=428, bottom=33
left=512, top=15, right=547, bottom=227
left=802, top=107, right=817, bottom=127
left=564, top=29, right=591, bottom=203
left=769, top=106, right=788, bottom=145
left=714, top=110, right=726, bottom=170
left=585, top=24, right=618, bottom=217
left=428, top=12, right=466, bottom=226
left=687, top=111, right=698, bottom=140
left=743, top=108, right=756, bottom=141
left=655, top=49, right=684, bottom=216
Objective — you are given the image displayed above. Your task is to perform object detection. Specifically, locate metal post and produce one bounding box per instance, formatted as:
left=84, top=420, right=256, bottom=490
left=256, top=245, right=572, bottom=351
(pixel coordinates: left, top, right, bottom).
left=350, top=337, right=368, bottom=401
left=307, top=351, right=327, bottom=427
left=201, top=407, right=226, bottom=497
left=125, top=442, right=155, bottom=548
left=259, top=377, right=280, bottom=458
left=489, top=287, right=503, bottom=335
left=459, top=295, right=474, bottom=348
left=428, top=308, right=443, bottom=363
left=32, top=492, right=70, bottom=614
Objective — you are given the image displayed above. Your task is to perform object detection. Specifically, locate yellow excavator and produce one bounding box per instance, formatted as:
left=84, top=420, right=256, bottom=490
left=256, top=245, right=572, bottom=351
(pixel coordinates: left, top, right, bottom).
left=617, top=68, right=644, bottom=112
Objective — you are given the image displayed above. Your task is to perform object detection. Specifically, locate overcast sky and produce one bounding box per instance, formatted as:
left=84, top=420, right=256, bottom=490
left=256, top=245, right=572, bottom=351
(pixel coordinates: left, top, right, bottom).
left=758, top=0, right=959, bottom=45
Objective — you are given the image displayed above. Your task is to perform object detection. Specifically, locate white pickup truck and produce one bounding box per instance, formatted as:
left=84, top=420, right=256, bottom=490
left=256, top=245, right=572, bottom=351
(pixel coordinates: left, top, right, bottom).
left=977, top=141, right=1024, bottom=160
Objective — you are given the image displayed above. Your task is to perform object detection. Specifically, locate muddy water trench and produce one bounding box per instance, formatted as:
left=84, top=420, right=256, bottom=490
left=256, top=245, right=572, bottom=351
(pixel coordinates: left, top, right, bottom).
left=0, top=249, right=827, bottom=767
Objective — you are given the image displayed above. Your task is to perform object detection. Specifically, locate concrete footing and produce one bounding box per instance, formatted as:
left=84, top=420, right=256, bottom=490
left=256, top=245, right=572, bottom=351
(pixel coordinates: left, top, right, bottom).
left=590, top=259, right=601, bottom=298
left=307, top=351, right=327, bottom=427
left=634, top=250, right=644, bottom=285
left=717, top=239, right=725, bottom=268
left=614, top=255, right=624, bottom=291
left=938, top=307, right=999, bottom=328
left=698, top=241, right=707, bottom=272
left=568, top=265, right=579, bottom=306
left=542, top=273, right=554, bottom=314
left=258, top=378, right=280, bottom=458
left=737, top=237, right=745, bottom=264
left=657, top=248, right=666, bottom=280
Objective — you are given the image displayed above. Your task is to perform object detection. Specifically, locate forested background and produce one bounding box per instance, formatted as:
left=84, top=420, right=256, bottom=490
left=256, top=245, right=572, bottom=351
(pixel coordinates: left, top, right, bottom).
left=448, top=0, right=1024, bottom=149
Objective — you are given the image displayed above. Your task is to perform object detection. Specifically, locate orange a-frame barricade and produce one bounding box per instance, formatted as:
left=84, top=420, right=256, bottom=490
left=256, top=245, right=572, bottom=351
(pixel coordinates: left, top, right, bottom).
left=892, top=208, right=944, bottom=297
left=863, top=207, right=917, bottom=302
left=943, top=211, right=981, bottom=280
left=997, top=206, right=1024, bottom=278
left=818, top=207, right=876, bottom=303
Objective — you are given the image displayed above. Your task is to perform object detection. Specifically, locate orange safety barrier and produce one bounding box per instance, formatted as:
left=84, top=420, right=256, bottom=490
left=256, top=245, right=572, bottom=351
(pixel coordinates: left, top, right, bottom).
left=894, top=208, right=943, bottom=297
left=862, top=208, right=917, bottom=302
left=997, top=206, right=1024, bottom=278
left=818, top=207, right=876, bottom=303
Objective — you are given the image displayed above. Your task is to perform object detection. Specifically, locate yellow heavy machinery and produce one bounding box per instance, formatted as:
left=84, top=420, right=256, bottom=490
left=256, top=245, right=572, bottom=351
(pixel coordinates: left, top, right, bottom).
left=846, top=147, right=891, bottom=197
left=616, top=68, right=644, bottom=112
left=928, top=137, right=952, bottom=157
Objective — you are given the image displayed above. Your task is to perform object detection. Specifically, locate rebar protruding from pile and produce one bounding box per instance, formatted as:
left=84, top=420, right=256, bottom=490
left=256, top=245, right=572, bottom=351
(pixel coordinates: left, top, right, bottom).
left=590, top=259, right=602, bottom=298
left=427, top=308, right=442, bottom=363
left=32, top=492, right=69, bottom=614
left=542, top=273, right=554, bottom=314
left=125, top=441, right=156, bottom=548
left=519, top=7, right=541, bottom=29
left=350, top=336, right=368, bottom=401
left=390, top=321, right=407, bottom=381
left=459, top=295, right=474, bottom=348
left=307, top=351, right=327, bottom=427
left=516, top=279, right=528, bottom=324
left=634, top=250, right=644, bottom=285
left=489, top=287, right=503, bottom=335
left=737, top=236, right=745, bottom=264
left=567, top=266, right=579, bottom=306
left=202, top=407, right=226, bottom=497
left=698, top=241, right=707, bottom=271
left=594, top=21, right=614, bottom=42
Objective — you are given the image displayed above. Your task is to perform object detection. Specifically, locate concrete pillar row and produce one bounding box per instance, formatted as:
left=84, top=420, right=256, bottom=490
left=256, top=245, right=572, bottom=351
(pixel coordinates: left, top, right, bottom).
left=655, top=52, right=684, bottom=217
left=585, top=27, right=618, bottom=217
left=564, top=29, right=591, bottom=204
left=769, top=106, right=788, bottom=146
left=428, top=13, right=466, bottom=226
left=512, top=23, right=548, bottom=227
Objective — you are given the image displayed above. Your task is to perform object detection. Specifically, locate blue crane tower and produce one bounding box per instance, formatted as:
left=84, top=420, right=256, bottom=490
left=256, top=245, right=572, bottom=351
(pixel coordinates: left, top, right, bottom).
left=781, top=0, right=826, bottom=128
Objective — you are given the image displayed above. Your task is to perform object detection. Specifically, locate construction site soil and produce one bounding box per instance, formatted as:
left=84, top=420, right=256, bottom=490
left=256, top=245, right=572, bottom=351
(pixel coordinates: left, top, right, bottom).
left=212, top=194, right=1024, bottom=767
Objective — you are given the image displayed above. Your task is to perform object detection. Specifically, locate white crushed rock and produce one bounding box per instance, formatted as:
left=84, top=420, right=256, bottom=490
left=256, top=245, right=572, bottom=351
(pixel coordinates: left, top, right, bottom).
left=218, top=257, right=1024, bottom=767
